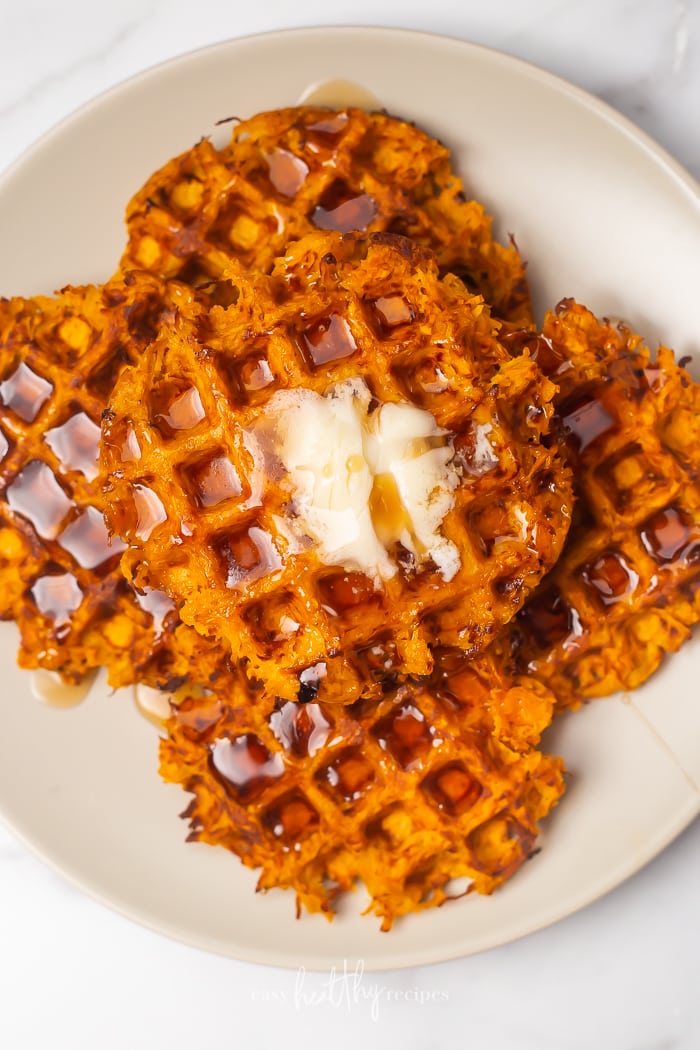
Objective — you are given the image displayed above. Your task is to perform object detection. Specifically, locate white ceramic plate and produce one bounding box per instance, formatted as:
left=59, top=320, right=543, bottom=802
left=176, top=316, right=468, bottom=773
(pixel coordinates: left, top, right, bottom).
left=1, top=27, right=699, bottom=972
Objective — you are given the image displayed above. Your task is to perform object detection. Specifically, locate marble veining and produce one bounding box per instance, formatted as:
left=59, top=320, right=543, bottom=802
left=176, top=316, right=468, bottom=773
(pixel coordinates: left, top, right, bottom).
left=0, top=3, right=699, bottom=1049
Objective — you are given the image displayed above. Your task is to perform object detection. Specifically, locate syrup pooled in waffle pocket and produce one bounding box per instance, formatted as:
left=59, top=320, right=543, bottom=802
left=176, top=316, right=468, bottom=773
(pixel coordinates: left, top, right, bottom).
left=139, top=293, right=700, bottom=930
left=1, top=103, right=534, bottom=700
left=121, top=105, right=532, bottom=328
left=499, top=301, right=700, bottom=705
left=3, top=100, right=699, bottom=931
left=0, top=273, right=225, bottom=692
left=0, top=257, right=567, bottom=928
left=160, top=648, right=565, bottom=930
left=102, top=231, right=573, bottom=704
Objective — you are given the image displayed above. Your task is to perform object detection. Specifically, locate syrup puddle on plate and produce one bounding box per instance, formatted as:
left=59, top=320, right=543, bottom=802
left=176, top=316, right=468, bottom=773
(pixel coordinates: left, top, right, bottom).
left=31, top=668, right=96, bottom=708
left=134, top=683, right=175, bottom=726
left=133, top=680, right=210, bottom=727
left=211, top=80, right=383, bottom=148
left=30, top=663, right=199, bottom=728
left=297, top=79, right=383, bottom=110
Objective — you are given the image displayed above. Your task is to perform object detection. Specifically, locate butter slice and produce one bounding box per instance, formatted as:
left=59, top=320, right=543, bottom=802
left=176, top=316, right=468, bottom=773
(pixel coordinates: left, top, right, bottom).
left=261, top=378, right=460, bottom=583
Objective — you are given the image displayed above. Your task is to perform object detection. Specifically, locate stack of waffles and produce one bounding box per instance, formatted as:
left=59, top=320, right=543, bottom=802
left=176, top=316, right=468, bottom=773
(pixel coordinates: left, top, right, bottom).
left=1, top=107, right=698, bottom=929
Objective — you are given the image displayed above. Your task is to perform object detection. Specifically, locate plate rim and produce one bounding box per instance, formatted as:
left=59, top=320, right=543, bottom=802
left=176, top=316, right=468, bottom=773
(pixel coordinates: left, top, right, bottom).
left=2, top=711, right=698, bottom=971
left=1, top=24, right=699, bottom=971
left=1, top=25, right=699, bottom=203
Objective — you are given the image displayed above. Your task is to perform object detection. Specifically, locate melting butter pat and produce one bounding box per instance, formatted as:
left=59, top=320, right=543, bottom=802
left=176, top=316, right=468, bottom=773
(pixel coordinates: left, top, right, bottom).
left=262, top=378, right=460, bottom=582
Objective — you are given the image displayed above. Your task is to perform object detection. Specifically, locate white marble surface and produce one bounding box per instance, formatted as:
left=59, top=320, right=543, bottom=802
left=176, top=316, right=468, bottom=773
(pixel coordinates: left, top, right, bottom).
left=1, top=2, right=699, bottom=1048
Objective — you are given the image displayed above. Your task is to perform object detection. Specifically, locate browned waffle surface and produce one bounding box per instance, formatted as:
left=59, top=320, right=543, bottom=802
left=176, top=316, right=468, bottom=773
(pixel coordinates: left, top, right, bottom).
left=160, top=649, right=564, bottom=929
left=0, top=273, right=224, bottom=689
left=121, top=105, right=532, bottom=326
left=501, top=300, right=700, bottom=703
left=103, top=232, right=572, bottom=704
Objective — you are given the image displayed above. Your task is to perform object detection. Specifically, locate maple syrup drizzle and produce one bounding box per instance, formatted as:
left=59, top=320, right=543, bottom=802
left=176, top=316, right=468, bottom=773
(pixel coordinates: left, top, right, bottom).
left=237, top=353, right=275, bottom=394
left=44, top=411, right=101, bottom=480
left=57, top=506, right=125, bottom=569
left=368, top=295, right=416, bottom=337
left=372, top=701, right=434, bottom=770
left=30, top=571, right=83, bottom=628
left=557, top=388, right=616, bottom=453
left=31, top=668, right=96, bottom=708
left=268, top=701, right=332, bottom=757
left=422, top=762, right=482, bottom=816
left=151, top=382, right=206, bottom=438
left=133, top=587, right=176, bottom=639
left=214, top=526, right=282, bottom=588
left=369, top=472, right=426, bottom=555
left=296, top=79, right=383, bottom=111
left=581, top=550, right=639, bottom=606
left=318, top=571, right=379, bottom=616
left=640, top=506, right=700, bottom=566
left=182, top=453, right=242, bottom=508
left=134, top=681, right=213, bottom=728
left=6, top=460, right=74, bottom=539
left=133, top=684, right=174, bottom=725
left=262, top=790, right=319, bottom=844
left=298, top=315, right=358, bottom=368
left=133, top=484, right=168, bottom=541
left=311, top=181, right=377, bottom=232
left=0, top=362, right=53, bottom=422
left=316, top=746, right=375, bottom=801
left=518, top=585, right=584, bottom=653
left=264, top=149, right=309, bottom=197
left=211, top=734, right=285, bottom=802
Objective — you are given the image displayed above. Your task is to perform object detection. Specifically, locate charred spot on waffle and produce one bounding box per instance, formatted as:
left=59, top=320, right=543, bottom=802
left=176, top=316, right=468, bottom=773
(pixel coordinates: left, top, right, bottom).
left=297, top=664, right=326, bottom=703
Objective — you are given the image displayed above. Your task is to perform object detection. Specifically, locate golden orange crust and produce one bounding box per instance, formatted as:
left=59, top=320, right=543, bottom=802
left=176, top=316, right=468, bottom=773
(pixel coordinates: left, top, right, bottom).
left=160, top=649, right=564, bottom=930
left=0, top=274, right=225, bottom=689
left=500, top=301, right=700, bottom=703
left=8, top=100, right=695, bottom=934
left=103, top=232, right=572, bottom=703
left=122, top=106, right=532, bottom=326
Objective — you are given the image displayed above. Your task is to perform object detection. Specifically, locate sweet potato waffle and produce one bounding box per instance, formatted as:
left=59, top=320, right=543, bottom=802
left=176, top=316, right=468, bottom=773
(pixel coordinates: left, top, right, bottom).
left=103, top=231, right=572, bottom=704
left=500, top=301, right=700, bottom=704
left=0, top=273, right=224, bottom=690
left=6, top=98, right=697, bottom=932
left=122, top=105, right=532, bottom=327
left=160, top=648, right=565, bottom=930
